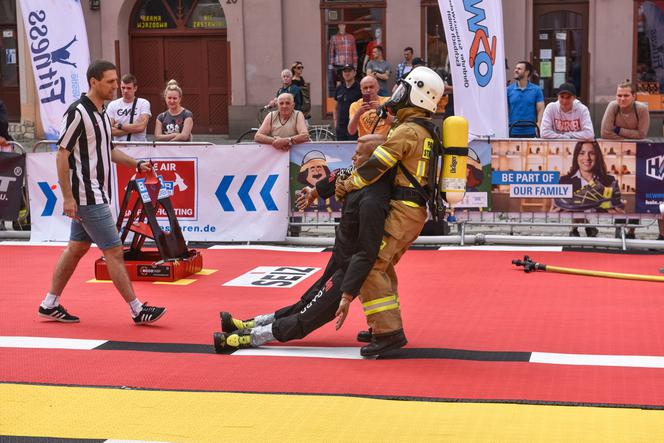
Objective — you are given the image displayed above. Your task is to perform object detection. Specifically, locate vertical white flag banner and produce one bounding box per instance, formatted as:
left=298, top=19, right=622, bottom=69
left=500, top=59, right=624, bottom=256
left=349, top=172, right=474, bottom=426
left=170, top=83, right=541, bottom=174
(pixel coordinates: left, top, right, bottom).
left=19, top=0, right=90, bottom=140
left=438, top=0, right=508, bottom=140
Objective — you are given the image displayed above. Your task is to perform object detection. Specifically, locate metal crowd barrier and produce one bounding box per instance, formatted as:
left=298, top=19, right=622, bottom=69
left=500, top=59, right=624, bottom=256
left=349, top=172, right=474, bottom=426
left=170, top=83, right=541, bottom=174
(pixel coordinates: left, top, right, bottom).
left=32, top=140, right=216, bottom=152
left=0, top=141, right=30, bottom=238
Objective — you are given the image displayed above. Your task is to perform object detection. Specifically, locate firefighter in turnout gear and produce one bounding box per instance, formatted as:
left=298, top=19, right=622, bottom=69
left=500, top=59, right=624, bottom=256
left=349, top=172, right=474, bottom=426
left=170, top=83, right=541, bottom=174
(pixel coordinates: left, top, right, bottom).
left=335, top=66, right=447, bottom=357
left=212, top=135, right=393, bottom=352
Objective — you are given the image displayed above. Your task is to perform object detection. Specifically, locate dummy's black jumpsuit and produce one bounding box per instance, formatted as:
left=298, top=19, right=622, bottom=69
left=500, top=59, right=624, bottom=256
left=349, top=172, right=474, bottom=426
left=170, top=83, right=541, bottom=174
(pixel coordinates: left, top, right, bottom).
left=270, top=168, right=394, bottom=342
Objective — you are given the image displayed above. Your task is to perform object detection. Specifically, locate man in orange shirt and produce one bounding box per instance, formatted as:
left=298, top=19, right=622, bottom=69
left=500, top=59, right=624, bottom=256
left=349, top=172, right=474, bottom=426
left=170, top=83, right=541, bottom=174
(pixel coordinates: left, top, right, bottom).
left=347, top=76, right=394, bottom=138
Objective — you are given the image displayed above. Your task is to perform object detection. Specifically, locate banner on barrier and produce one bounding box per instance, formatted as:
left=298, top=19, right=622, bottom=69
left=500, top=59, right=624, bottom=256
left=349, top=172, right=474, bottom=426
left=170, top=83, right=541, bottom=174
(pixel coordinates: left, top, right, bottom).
left=289, top=143, right=355, bottom=214
left=18, top=0, right=90, bottom=140
left=479, top=139, right=653, bottom=213
left=27, top=146, right=290, bottom=242
left=636, top=142, right=664, bottom=213
left=0, top=153, right=26, bottom=220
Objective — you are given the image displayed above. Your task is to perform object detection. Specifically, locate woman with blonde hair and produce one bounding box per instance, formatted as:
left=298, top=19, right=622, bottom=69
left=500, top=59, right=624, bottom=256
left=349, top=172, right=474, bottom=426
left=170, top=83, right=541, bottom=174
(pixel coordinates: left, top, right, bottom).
left=154, top=79, right=193, bottom=141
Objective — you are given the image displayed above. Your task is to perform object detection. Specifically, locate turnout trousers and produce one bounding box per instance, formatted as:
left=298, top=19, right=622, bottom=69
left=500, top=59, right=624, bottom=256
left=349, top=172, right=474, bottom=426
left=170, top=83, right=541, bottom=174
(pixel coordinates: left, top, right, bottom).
left=358, top=201, right=426, bottom=336
left=271, top=264, right=345, bottom=342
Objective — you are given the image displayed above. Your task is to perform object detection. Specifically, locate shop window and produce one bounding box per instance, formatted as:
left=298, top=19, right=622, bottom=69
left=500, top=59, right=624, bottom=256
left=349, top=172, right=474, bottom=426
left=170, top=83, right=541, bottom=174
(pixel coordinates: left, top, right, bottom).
left=186, top=0, right=226, bottom=29
left=321, top=1, right=385, bottom=114
left=422, top=2, right=449, bottom=72
left=132, top=0, right=225, bottom=31
left=0, top=1, right=16, bottom=24
left=636, top=1, right=664, bottom=110
left=132, top=0, right=177, bottom=30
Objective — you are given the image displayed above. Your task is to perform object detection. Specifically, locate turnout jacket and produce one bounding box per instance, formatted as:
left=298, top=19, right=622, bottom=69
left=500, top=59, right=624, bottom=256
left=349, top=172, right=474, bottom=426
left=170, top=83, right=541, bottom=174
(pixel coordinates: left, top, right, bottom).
left=315, top=167, right=394, bottom=296
left=343, top=108, right=433, bottom=208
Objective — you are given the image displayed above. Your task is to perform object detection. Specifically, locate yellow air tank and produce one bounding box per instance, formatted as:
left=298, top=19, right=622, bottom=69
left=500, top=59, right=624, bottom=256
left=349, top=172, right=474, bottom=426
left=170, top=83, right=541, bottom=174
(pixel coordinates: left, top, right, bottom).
left=441, top=116, right=469, bottom=206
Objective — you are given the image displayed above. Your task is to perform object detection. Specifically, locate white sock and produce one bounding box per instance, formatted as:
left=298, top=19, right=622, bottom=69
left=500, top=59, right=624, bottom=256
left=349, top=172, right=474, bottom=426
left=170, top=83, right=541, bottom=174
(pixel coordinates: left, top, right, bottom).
left=41, top=293, right=59, bottom=309
left=129, top=299, right=143, bottom=316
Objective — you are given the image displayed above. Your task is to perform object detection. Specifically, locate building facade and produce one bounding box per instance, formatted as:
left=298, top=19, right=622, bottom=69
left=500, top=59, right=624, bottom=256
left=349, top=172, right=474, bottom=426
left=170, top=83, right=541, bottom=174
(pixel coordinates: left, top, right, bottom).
left=1, top=0, right=660, bottom=139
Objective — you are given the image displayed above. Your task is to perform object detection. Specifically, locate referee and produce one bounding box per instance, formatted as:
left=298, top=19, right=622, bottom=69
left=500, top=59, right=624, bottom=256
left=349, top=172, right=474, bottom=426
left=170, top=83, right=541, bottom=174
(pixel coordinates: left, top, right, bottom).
left=38, top=60, right=166, bottom=325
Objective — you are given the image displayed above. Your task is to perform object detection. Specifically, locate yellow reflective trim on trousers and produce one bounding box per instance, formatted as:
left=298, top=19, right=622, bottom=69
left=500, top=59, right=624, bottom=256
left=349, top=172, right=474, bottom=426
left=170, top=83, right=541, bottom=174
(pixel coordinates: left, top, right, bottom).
left=373, top=146, right=397, bottom=167
left=362, top=295, right=397, bottom=308
left=364, top=303, right=400, bottom=316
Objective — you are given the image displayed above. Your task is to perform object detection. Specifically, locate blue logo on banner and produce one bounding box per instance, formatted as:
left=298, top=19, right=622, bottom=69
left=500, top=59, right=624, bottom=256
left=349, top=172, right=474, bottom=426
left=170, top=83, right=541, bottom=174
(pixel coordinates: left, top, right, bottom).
left=491, top=171, right=560, bottom=185
left=38, top=181, right=57, bottom=216
left=215, top=175, right=279, bottom=212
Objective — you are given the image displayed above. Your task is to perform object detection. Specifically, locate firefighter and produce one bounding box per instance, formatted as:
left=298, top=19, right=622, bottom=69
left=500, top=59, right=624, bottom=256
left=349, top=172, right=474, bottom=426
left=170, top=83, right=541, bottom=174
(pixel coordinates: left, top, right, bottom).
left=335, top=66, right=446, bottom=357
left=212, top=134, right=394, bottom=352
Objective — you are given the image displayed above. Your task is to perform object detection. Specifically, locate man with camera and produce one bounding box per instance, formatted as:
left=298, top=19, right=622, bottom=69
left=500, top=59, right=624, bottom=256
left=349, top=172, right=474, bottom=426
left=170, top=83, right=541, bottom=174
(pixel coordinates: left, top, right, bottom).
left=347, top=75, right=394, bottom=138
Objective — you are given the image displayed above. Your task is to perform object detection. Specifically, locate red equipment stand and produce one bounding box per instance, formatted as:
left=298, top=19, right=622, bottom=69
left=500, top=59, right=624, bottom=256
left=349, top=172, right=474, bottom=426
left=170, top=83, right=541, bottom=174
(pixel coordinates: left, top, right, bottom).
left=95, top=166, right=203, bottom=282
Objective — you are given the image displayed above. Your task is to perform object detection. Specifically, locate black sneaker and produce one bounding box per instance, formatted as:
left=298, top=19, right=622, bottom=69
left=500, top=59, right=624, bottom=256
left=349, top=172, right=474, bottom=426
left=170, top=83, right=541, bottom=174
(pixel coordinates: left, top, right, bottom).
left=133, top=302, right=166, bottom=325
left=569, top=228, right=580, bottom=237
left=213, top=329, right=253, bottom=353
left=38, top=304, right=80, bottom=323
left=220, top=311, right=254, bottom=333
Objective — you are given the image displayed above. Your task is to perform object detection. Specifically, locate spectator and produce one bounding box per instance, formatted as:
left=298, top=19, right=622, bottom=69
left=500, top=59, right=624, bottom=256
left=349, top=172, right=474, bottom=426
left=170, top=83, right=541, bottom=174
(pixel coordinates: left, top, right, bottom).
left=395, top=47, right=414, bottom=80
left=0, top=100, right=12, bottom=151
left=291, top=62, right=311, bottom=119
left=254, top=93, right=309, bottom=151
left=600, top=80, right=651, bottom=239
left=154, top=80, right=193, bottom=142
left=600, top=80, right=650, bottom=140
left=366, top=46, right=391, bottom=97
left=552, top=141, right=624, bottom=237
left=107, top=74, right=151, bottom=142
left=267, top=69, right=302, bottom=112
left=507, top=61, right=544, bottom=138
left=541, top=83, right=594, bottom=139
left=333, top=64, right=362, bottom=141
left=290, top=61, right=305, bottom=87
left=348, top=75, right=394, bottom=138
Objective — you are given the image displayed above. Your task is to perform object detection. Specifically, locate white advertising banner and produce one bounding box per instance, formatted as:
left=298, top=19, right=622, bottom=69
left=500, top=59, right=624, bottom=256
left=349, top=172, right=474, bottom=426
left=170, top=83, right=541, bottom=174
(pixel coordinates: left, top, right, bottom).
left=18, top=0, right=90, bottom=140
left=27, top=145, right=290, bottom=242
left=438, top=0, right=508, bottom=139
left=27, top=151, right=73, bottom=242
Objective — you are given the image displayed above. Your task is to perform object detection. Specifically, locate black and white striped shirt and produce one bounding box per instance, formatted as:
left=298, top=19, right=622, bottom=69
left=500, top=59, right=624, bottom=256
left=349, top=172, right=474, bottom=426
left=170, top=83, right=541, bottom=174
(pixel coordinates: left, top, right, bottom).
left=57, top=95, right=114, bottom=206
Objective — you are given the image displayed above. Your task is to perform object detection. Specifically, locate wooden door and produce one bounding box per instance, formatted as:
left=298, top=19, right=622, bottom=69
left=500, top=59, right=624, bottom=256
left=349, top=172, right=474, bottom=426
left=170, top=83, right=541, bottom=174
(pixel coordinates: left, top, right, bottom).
left=0, top=25, right=20, bottom=121
left=130, top=35, right=228, bottom=134
left=130, top=37, right=166, bottom=135
left=532, top=1, right=589, bottom=103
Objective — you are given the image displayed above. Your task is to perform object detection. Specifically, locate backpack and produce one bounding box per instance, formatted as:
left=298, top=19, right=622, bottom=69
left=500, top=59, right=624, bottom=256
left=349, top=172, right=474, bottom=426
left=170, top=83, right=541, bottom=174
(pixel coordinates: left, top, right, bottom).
left=397, top=117, right=446, bottom=221
left=299, top=83, right=311, bottom=116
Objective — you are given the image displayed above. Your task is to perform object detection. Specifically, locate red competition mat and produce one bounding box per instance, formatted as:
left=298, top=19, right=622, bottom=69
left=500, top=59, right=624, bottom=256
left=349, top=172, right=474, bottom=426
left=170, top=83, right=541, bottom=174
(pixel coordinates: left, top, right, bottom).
left=2, top=245, right=664, bottom=407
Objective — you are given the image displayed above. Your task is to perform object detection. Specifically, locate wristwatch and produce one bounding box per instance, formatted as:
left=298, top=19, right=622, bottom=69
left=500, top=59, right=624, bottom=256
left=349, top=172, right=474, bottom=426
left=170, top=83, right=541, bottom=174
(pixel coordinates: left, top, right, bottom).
left=117, top=123, right=123, bottom=130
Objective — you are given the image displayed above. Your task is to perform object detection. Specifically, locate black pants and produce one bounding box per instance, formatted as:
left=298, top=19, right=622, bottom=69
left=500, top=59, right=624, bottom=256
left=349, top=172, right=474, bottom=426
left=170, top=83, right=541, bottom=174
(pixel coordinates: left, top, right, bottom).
left=271, top=265, right=344, bottom=342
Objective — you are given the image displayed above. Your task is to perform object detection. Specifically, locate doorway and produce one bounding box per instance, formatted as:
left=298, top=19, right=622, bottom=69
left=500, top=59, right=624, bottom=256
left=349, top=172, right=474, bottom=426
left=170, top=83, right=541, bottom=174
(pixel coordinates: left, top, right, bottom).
left=532, top=1, right=589, bottom=103
left=129, top=0, right=229, bottom=134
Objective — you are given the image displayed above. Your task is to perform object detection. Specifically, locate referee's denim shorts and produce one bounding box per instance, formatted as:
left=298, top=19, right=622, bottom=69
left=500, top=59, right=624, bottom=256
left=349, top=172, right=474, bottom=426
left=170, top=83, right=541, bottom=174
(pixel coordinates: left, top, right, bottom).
left=70, top=203, right=122, bottom=250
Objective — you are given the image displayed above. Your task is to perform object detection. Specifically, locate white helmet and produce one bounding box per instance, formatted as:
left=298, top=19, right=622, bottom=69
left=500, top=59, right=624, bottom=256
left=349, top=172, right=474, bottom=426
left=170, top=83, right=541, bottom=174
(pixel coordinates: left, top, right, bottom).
left=400, top=66, right=446, bottom=113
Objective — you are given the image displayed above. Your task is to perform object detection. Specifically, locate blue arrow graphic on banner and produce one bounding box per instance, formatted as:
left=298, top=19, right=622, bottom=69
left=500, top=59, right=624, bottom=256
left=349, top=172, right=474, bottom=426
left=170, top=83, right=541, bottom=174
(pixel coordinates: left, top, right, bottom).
left=216, top=175, right=280, bottom=212
left=38, top=182, right=57, bottom=216
left=215, top=175, right=234, bottom=211
left=238, top=175, right=257, bottom=211
left=260, top=174, right=278, bottom=211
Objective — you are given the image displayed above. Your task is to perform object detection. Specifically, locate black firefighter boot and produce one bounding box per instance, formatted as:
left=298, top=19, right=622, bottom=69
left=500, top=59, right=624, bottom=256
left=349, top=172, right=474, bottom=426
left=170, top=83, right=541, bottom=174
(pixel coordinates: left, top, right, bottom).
left=356, top=328, right=373, bottom=343
left=360, top=330, right=407, bottom=357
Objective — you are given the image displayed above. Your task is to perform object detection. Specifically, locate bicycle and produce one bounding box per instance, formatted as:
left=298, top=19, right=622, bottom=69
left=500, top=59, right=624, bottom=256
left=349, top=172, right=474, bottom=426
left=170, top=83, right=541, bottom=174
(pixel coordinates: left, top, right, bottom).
left=235, top=107, right=336, bottom=143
